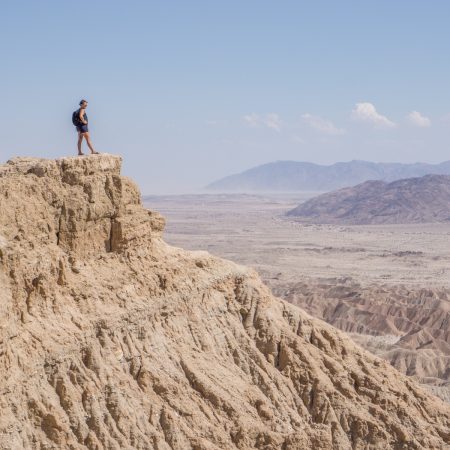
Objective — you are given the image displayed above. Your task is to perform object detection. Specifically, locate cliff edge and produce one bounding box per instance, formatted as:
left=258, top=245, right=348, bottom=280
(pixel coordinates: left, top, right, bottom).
left=0, top=154, right=449, bottom=449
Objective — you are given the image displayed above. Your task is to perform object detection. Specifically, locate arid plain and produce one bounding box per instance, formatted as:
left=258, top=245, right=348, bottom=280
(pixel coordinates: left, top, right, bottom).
left=145, top=193, right=450, bottom=402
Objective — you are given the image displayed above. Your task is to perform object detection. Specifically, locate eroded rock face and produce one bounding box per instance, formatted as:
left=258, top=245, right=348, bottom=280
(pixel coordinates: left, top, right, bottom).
left=0, top=155, right=162, bottom=257
left=0, top=154, right=449, bottom=449
left=269, top=277, right=450, bottom=402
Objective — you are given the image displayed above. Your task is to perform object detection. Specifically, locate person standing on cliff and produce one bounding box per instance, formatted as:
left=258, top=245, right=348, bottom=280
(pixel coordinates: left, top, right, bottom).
left=72, top=100, right=99, bottom=156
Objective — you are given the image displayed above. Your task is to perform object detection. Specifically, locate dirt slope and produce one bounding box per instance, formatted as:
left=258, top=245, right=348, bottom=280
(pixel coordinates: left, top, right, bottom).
left=268, top=277, right=450, bottom=402
left=0, top=155, right=449, bottom=449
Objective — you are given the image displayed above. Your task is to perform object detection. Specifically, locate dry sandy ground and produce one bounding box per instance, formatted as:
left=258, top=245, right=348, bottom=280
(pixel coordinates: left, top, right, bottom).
left=144, top=193, right=450, bottom=401
left=144, top=193, right=450, bottom=287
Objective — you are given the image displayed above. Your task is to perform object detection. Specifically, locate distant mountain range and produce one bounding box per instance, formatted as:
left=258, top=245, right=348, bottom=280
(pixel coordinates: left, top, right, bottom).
left=206, top=160, right=450, bottom=192
left=286, top=174, right=450, bottom=224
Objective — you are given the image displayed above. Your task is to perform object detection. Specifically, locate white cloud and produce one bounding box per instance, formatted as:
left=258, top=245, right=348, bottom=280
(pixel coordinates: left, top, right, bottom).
left=205, top=119, right=228, bottom=126
left=243, top=113, right=282, bottom=132
left=265, top=113, right=282, bottom=132
left=301, top=113, right=346, bottom=135
left=407, top=111, right=431, bottom=128
left=351, top=102, right=396, bottom=128
left=243, top=113, right=260, bottom=127
left=291, top=135, right=306, bottom=145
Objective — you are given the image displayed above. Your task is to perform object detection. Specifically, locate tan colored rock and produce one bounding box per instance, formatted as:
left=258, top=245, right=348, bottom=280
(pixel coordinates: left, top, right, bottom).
left=269, top=278, right=450, bottom=402
left=0, top=154, right=449, bottom=449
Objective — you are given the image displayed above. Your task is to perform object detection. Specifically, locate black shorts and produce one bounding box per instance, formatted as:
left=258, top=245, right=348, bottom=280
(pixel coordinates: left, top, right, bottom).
left=76, top=124, right=89, bottom=133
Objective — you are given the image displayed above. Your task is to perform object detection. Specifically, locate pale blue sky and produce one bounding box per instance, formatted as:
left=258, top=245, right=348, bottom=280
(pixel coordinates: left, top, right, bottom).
left=1, top=1, right=449, bottom=193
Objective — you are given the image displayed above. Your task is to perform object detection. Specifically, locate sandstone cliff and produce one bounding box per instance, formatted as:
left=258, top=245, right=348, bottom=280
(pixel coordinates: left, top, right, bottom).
left=0, top=155, right=449, bottom=449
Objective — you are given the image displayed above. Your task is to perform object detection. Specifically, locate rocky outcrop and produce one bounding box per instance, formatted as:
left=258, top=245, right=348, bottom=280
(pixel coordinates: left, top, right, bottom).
left=0, top=155, right=449, bottom=449
left=287, top=174, right=450, bottom=224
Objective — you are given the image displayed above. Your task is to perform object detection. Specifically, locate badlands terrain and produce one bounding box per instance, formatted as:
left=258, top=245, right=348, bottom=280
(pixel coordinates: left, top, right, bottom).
left=0, top=155, right=449, bottom=449
left=146, top=193, right=450, bottom=403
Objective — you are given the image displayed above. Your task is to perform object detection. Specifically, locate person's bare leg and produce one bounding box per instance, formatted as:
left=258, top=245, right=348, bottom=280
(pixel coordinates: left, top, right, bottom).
left=84, top=132, right=98, bottom=154
left=77, top=132, right=84, bottom=155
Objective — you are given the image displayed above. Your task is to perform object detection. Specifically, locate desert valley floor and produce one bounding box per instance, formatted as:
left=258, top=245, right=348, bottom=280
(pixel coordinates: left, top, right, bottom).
left=145, top=193, right=450, bottom=402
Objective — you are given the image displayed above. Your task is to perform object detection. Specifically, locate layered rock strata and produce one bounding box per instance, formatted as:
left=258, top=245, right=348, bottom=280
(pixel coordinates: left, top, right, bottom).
left=0, top=155, right=449, bottom=449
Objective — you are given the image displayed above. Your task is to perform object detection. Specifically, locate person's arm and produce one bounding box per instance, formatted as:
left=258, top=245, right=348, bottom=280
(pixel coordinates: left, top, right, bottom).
left=79, top=109, right=87, bottom=124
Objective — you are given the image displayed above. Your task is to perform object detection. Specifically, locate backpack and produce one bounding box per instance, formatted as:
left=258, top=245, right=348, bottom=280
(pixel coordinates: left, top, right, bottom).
left=72, top=109, right=81, bottom=126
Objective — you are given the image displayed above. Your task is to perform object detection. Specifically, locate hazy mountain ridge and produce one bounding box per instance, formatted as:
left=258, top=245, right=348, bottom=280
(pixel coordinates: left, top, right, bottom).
left=207, top=160, right=450, bottom=192
left=0, top=155, right=449, bottom=449
left=287, top=174, right=450, bottom=224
